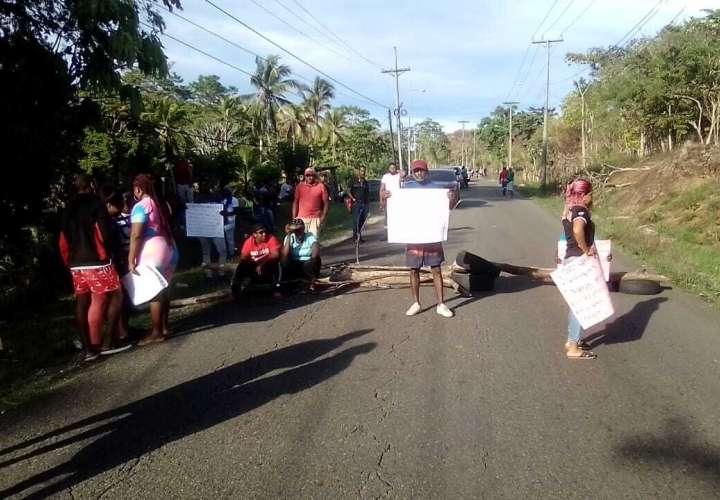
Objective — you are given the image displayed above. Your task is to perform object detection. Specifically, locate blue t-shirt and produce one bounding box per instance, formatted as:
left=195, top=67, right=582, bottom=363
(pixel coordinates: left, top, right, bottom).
left=286, top=232, right=317, bottom=262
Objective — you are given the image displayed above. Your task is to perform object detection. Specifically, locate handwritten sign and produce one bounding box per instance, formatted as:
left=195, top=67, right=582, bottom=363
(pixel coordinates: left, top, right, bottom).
left=387, top=189, right=449, bottom=244
left=186, top=203, right=224, bottom=238
left=551, top=255, right=614, bottom=330
left=122, top=264, right=169, bottom=306
left=557, top=239, right=612, bottom=282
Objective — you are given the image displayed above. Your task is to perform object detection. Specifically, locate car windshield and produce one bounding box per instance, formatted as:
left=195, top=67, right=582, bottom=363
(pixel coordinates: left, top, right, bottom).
left=428, top=170, right=457, bottom=183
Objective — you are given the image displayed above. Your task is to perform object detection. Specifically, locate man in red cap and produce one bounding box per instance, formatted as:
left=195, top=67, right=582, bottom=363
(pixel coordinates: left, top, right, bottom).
left=293, top=167, right=329, bottom=239
left=385, top=159, right=455, bottom=318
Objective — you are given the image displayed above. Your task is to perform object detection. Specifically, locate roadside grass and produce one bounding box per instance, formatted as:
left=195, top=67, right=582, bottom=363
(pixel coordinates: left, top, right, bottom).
left=519, top=182, right=720, bottom=308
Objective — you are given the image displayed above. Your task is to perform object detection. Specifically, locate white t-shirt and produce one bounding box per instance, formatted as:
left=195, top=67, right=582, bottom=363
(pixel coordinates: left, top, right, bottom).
left=381, top=172, right=401, bottom=194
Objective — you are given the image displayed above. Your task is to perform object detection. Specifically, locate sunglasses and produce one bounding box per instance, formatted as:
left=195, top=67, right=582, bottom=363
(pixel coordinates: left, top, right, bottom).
left=305, top=174, right=315, bottom=177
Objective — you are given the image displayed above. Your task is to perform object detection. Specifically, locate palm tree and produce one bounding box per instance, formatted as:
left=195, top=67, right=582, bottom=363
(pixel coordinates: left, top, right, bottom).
left=141, top=96, right=188, bottom=163
left=278, top=104, right=310, bottom=149
left=322, top=108, right=348, bottom=161
left=249, top=55, right=299, bottom=140
left=301, top=77, right=335, bottom=138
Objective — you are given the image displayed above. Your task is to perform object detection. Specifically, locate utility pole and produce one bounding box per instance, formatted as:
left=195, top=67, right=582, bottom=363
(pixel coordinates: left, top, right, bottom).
left=574, top=80, right=588, bottom=172
left=458, top=120, right=469, bottom=166
left=472, top=127, right=477, bottom=171
left=502, top=101, right=519, bottom=169
left=387, top=108, right=395, bottom=162
left=382, top=47, right=410, bottom=173
left=407, top=116, right=413, bottom=170
left=532, top=37, right=563, bottom=187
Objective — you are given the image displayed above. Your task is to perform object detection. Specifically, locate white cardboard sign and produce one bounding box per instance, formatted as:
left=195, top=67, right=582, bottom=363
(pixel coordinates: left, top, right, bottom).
left=122, top=264, right=169, bottom=306
left=557, top=239, right=612, bottom=282
left=186, top=203, right=224, bottom=238
left=387, top=189, right=449, bottom=244
left=551, top=254, right=614, bottom=330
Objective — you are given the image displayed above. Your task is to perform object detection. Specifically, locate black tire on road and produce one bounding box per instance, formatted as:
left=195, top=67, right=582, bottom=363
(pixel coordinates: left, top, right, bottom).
left=451, top=271, right=496, bottom=292
left=618, top=279, right=663, bottom=295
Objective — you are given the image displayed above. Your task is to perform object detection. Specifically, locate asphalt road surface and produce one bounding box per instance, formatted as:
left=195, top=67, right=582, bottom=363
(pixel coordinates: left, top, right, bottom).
left=2, top=181, right=719, bottom=499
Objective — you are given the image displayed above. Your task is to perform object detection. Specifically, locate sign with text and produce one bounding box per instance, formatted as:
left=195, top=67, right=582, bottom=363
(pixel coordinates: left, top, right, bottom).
left=122, top=265, right=169, bottom=306
left=387, top=189, right=449, bottom=244
left=557, top=239, right=612, bottom=281
left=186, top=203, right=224, bottom=238
left=551, top=254, right=614, bottom=330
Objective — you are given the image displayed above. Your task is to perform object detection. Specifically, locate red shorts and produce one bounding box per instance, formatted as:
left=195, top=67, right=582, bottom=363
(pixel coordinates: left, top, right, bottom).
left=71, top=264, right=121, bottom=295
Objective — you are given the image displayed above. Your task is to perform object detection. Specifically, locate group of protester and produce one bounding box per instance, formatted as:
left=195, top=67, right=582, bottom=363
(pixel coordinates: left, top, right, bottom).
left=60, top=157, right=601, bottom=363
left=60, top=173, right=178, bottom=361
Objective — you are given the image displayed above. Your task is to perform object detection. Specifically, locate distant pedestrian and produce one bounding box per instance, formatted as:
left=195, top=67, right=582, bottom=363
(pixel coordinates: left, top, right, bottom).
left=129, top=174, right=179, bottom=346
left=506, top=167, right=515, bottom=198
left=293, top=167, right=329, bottom=240
left=561, top=179, right=599, bottom=360
left=196, top=184, right=228, bottom=278
left=499, top=166, right=509, bottom=196
left=349, top=167, right=370, bottom=242
left=385, top=159, right=455, bottom=318
left=59, top=174, right=122, bottom=361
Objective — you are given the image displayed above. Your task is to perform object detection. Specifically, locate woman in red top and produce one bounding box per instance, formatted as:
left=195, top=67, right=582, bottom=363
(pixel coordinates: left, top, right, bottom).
left=232, top=223, right=281, bottom=298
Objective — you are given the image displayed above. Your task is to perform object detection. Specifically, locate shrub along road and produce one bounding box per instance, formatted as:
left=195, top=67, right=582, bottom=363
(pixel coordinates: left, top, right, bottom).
left=1, top=181, right=719, bottom=498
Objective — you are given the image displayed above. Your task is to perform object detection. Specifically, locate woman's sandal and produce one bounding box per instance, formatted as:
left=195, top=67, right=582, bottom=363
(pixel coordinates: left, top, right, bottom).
left=565, top=341, right=591, bottom=351
left=566, top=350, right=597, bottom=360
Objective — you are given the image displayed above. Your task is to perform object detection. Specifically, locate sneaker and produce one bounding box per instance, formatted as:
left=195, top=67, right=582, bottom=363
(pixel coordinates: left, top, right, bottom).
left=436, top=303, right=454, bottom=318
left=405, top=302, right=422, bottom=316
left=83, top=351, right=100, bottom=362
left=100, top=340, right=133, bottom=356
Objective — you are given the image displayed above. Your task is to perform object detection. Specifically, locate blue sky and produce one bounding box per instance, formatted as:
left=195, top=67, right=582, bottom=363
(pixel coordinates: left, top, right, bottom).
left=159, top=0, right=711, bottom=132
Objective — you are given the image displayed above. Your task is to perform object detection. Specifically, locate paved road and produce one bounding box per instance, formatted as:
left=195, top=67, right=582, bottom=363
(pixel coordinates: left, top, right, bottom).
left=2, top=181, right=719, bottom=499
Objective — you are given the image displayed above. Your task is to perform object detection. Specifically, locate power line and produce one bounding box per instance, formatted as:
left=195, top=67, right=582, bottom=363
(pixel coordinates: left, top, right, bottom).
left=290, top=0, right=384, bottom=70
left=544, top=0, right=577, bottom=35
left=613, top=0, right=665, bottom=47
left=506, top=0, right=562, bottom=101
left=159, top=6, right=379, bottom=107
left=561, top=0, right=595, bottom=34
left=142, top=22, right=253, bottom=78
left=204, top=0, right=390, bottom=109
left=247, top=0, right=355, bottom=64
left=532, top=0, right=561, bottom=40
left=272, top=0, right=369, bottom=67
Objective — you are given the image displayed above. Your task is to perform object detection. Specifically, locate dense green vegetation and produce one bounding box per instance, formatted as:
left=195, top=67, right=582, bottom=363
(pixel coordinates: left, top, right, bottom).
left=0, top=0, right=393, bottom=315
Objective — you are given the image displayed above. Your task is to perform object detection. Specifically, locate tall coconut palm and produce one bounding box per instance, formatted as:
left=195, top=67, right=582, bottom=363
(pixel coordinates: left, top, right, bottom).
left=278, top=104, right=310, bottom=149
left=301, top=77, right=335, bottom=137
left=249, top=55, right=299, bottom=140
left=322, top=108, right=348, bottom=161
left=141, top=96, right=188, bottom=162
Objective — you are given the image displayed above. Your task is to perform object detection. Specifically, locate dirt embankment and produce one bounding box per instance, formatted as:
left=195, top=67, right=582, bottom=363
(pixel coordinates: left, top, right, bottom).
left=593, top=143, right=720, bottom=304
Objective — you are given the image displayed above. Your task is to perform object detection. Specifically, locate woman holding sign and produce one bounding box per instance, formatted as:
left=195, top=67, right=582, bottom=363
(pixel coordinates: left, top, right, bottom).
left=562, top=179, right=599, bottom=360
left=129, top=174, right=179, bottom=346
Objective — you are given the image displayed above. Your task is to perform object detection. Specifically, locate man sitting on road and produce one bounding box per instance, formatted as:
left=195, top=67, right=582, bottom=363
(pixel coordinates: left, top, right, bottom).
left=383, top=159, right=455, bottom=318
left=293, top=167, right=329, bottom=240
left=281, top=218, right=321, bottom=292
left=231, top=223, right=281, bottom=298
